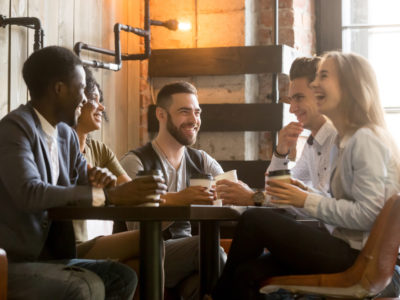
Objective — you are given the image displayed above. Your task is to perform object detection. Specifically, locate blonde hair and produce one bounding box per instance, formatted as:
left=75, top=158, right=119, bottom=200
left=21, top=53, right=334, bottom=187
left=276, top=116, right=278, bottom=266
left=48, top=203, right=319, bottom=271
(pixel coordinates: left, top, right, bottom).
left=322, top=51, right=400, bottom=170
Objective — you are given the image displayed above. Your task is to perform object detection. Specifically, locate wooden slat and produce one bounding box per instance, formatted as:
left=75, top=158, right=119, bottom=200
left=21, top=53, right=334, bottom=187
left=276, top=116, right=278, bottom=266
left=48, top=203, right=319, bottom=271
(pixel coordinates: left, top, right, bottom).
left=101, top=0, right=129, bottom=158
left=148, top=103, right=283, bottom=132
left=126, top=0, right=141, bottom=151
left=0, top=0, right=9, bottom=118
left=58, top=0, right=74, bottom=47
left=27, top=0, right=59, bottom=52
left=9, top=0, right=28, bottom=111
left=80, top=0, right=103, bottom=142
left=149, top=45, right=299, bottom=77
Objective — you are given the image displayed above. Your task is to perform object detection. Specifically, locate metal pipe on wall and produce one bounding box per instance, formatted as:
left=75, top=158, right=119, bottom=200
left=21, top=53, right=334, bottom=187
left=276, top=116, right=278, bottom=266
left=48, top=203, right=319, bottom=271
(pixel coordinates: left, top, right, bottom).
left=0, top=15, right=44, bottom=51
left=74, top=0, right=176, bottom=71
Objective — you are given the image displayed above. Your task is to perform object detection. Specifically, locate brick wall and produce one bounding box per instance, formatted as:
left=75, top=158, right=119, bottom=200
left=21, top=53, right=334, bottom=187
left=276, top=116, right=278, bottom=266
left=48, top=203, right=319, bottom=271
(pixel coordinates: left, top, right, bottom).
left=257, top=0, right=316, bottom=160
left=138, top=0, right=316, bottom=161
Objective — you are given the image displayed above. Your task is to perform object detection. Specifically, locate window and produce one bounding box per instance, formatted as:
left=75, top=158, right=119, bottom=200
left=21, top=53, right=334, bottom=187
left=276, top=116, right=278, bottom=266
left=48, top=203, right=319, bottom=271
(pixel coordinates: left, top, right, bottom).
left=318, top=0, right=400, bottom=147
left=342, top=0, right=400, bottom=146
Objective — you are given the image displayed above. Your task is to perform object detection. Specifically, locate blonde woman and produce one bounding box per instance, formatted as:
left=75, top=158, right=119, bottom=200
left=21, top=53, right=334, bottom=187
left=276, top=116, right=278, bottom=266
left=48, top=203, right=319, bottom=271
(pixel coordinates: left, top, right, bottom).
left=211, top=52, right=400, bottom=300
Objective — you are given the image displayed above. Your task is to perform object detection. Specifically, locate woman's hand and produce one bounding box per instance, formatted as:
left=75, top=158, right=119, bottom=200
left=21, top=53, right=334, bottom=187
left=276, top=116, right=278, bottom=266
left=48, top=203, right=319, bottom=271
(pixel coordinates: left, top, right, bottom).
left=266, top=179, right=308, bottom=207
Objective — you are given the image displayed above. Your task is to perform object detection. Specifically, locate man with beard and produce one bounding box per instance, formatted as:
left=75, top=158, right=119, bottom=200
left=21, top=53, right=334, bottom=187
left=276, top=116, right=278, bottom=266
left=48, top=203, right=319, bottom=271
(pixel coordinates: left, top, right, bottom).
left=0, top=46, right=167, bottom=299
left=120, top=81, right=226, bottom=300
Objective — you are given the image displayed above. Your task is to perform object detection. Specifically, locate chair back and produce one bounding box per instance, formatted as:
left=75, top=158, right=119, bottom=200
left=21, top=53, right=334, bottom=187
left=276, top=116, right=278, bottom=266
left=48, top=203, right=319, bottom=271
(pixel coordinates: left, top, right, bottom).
left=352, top=193, right=400, bottom=294
left=260, top=193, right=400, bottom=298
left=0, top=248, right=7, bottom=300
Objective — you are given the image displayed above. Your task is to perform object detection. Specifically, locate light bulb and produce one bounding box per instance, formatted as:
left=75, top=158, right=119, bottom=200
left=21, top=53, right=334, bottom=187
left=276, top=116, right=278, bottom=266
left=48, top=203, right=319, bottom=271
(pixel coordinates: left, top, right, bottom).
left=178, top=22, right=191, bottom=31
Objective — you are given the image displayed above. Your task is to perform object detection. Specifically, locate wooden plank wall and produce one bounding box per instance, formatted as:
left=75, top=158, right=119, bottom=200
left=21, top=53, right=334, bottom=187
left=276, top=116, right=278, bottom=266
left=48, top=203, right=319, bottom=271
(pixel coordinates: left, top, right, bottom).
left=0, top=0, right=141, bottom=158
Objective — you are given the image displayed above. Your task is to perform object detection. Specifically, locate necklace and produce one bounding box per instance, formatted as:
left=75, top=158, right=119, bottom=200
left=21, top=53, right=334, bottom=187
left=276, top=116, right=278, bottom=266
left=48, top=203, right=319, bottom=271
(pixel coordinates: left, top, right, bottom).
left=154, top=139, right=168, bottom=159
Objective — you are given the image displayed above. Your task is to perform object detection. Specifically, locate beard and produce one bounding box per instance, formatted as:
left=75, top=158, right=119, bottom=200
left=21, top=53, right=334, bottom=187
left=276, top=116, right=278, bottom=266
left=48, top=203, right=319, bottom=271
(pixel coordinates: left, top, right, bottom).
left=166, top=112, right=198, bottom=146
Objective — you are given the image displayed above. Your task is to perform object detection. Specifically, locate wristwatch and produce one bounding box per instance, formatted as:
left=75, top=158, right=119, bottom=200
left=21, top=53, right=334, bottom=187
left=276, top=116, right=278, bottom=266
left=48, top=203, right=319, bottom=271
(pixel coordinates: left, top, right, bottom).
left=251, top=191, right=265, bottom=206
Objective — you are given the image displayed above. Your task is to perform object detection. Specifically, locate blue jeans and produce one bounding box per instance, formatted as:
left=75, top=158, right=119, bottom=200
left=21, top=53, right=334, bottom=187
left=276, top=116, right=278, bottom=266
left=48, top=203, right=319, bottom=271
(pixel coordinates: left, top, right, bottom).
left=8, top=258, right=137, bottom=300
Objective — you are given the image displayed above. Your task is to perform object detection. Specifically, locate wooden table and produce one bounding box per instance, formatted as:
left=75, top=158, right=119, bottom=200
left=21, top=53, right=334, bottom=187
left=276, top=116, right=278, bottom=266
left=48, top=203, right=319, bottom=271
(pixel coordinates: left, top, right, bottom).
left=48, top=205, right=250, bottom=300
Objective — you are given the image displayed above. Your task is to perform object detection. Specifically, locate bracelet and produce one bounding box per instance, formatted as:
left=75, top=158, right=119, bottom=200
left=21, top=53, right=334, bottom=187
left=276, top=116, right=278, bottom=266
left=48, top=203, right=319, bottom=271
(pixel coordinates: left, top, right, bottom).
left=274, top=147, right=289, bottom=158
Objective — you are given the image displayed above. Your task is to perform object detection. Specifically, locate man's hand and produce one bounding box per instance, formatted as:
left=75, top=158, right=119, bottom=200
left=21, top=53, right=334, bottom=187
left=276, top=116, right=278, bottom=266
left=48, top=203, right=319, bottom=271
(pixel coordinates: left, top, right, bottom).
left=216, top=179, right=253, bottom=206
left=163, top=186, right=215, bottom=206
left=106, top=175, right=167, bottom=206
left=276, top=122, right=303, bottom=155
left=266, top=179, right=308, bottom=207
left=290, top=178, right=308, bottom=191
left=87, top=164, right=117, bottom=188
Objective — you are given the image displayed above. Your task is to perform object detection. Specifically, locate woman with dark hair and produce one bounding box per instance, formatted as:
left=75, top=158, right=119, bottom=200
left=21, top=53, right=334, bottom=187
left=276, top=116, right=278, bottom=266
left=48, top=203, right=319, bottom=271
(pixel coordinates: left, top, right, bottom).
left=211, top=52, right=400, bottom=300
left=73, top=67, right=141, bottom=274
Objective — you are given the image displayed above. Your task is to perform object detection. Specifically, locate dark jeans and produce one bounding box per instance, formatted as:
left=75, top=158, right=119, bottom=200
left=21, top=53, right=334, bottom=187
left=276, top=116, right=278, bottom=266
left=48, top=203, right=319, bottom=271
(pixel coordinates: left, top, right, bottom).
left=212, top=208, right=360, bottom=300
left=8, top=258, right=137, bottom=300
left=69, top=259, right=137, bottom=300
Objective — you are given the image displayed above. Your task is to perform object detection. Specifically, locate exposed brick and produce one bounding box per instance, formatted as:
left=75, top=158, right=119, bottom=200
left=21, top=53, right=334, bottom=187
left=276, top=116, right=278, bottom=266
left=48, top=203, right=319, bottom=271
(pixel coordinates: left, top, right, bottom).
left=139, top=0, right=316, bottom=154
left=258, top=131, right=273, bottom=161
left=140, top=61, right=148, bottom=78
left=259, top=9, right=274, bottom=28
left=194, top=132, right=247, bottom=160
left=279, top=27, right=295, bottom=45
left=259, top=9, right=294, bottom=32
left=259, top=0, right=272, bottom=10
left=194, top=75, right=246, bottom=103
left=280, top=0, right=294, bottom=9
left=260, top=0, right=293, bottom=10
left=258, top=28, right=273, bottom=45
left=280, top=9, right=294, bottom=27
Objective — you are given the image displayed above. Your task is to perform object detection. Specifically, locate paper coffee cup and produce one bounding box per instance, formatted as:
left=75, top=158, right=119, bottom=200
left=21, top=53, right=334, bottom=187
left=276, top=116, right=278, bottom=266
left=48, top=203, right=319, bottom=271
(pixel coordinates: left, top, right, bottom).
left=136, top=169, right=164, bottom=206
left=189, top=173, right=213, bottom=190
left=267, top=169, right=291, bottom=206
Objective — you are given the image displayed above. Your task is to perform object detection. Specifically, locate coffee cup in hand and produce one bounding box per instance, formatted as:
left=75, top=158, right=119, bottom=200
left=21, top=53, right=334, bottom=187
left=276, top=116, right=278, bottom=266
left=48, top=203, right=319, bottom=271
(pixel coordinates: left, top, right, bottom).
left=136, top=169, right=164, bottom=206
left=189, top=173, right=213, bottom=190
left=266, top=169, right=291, bottom=205
left=267, top=170, right=291, bottom=185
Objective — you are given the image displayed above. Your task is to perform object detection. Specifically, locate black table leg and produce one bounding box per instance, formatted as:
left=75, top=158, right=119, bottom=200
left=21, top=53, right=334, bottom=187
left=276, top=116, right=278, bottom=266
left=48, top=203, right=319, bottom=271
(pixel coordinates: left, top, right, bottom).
left=140, top=220, right=162, bottom=300
left=199, top=220, right=220, bottom=297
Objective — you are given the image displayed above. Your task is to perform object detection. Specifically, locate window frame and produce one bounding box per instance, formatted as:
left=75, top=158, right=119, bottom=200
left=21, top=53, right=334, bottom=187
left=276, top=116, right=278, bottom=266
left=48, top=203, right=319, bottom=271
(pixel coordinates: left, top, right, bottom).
left=316, top=0, right=400, bottom=113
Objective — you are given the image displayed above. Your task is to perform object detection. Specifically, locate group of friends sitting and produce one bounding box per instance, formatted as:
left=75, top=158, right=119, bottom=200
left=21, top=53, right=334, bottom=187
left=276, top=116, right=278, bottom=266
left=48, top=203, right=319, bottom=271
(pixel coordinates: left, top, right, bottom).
left=0, top=45, right=399, bottom=300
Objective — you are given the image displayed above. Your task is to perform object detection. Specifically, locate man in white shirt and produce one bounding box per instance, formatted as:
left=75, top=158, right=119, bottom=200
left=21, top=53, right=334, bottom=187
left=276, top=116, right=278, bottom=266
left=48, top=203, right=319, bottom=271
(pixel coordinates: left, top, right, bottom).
left=216, top=56, right=336, bottom=205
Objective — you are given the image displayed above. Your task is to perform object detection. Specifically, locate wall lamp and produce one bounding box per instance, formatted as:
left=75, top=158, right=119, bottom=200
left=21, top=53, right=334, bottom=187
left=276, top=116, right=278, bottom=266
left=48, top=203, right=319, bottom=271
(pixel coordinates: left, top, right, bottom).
left=74, top=0, right=188, bottom=71
left=0, top=14, right=44, bottom=51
